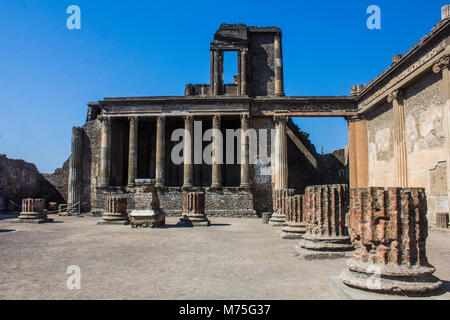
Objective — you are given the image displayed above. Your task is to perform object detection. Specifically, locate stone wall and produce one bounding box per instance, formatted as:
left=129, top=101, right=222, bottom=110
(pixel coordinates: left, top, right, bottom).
left=42, top=157, right=70, bottom=202
left=0, top=154, right=65, bottom=210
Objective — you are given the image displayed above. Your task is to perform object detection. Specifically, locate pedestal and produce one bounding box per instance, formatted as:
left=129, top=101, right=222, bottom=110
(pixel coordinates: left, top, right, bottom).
left=97, top=196, right=129, bottom=225
left=11, top=199, right=53, bottom=224
left=178, top=192, right=210, bottom=226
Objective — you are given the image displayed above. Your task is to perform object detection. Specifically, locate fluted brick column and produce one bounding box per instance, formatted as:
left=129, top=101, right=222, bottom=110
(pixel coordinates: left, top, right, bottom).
left=17, top=198, right=48, bottom=222
left=240, top=114, right=250, bottom=188
left=240, top=48, right=248, bottom=95
left=100, top=117, right=111, bottom=187
left=99, top=196, right=129, bottom=225
left=341, top=187, right=442, bottom=294
left=68, top=127, right=83, bottom=214
left=269, top=189, right=294, bottom=226
left=280, top=195, right=306, bottom=239
left=182, top=115, right=193, bottom=189
left=211, top=115, right=222, bottom=188
left=274, top=33, right=285, bottom=97
left=178, top=192, right=210, bottom=226
left=297, top=184, right=352, bottom=258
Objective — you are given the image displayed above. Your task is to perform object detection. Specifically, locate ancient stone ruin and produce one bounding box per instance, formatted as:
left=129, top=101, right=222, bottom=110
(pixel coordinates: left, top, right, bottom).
left=98, top=196, right=129, bottom=225
left=296, top=184, right=353, bottom=259
left=12, top=198, right=52, bottom=224
left=270, top=189, right=295, bottom=226
left=341, top=187, right=442, bottom=294
left=179, top=192, right=210, bottom=226
left=280, top=194, right=306, bottom=239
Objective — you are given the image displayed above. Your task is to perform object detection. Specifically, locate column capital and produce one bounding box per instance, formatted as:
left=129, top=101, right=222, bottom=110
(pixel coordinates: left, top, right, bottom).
left=433, top=55, right=450, bottom=73
left=345, top=114, right=367, bottom=123
left=99, top=116, right=111, bottom=125
left=128, top=116, right=138, bottom=124
left=273, top=115, right=288, bottom=124
left=387, top=89, right=403, bottom=103
left=183, top=115, right=194, bottom=122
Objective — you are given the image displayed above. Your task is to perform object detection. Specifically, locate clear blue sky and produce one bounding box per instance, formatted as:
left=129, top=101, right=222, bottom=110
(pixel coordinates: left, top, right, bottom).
left=0, top=0, right=447, bottom=172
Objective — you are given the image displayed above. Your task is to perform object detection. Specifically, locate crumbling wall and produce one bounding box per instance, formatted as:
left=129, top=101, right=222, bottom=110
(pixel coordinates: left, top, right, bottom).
left=250, top=33, right=275, bottom=96
left=0, top=154, right=65, bottom=210
left=42, top=158, right=70, bottom=202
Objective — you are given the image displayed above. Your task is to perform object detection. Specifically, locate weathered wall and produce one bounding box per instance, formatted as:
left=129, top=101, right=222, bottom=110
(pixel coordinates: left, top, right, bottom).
left=0, top=154, right=65, bottom=211
left=43, top=158, right=70, bottom=202
left=250, top=33, right=275, bottom=96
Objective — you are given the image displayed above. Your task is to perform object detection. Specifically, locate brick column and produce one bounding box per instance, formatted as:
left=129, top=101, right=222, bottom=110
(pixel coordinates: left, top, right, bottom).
left=68, top=127, right=83, bottom=213
left=211, top=115, right=222, bottom=188
left=100, top=117, right=111, bottom=187
left=274, top=33, right=285, bottom=96
left=240, top=114, right=251, bottom=188
left=16, top=198, right=50, bottom=223
left=297, top=184, right=352, bottom=258
left=273, top=116, right=288, bottom=190
left=178, top=192, right=210, bottom=226
left=210, top=49, right=214, bottom=95
left=155, top=116, right=166, bottom=188
left=127, top=117, right=138, bottom=187
left=280, top=195, right=306, bottom=239
left=99, top=196, right=129, bottom=225
left=388, top=90, right=408, bottom=187
left=182, top=115, right=193, bottom=189
left=269, top=189, right=294, bottom=226
left=213, top=50, right=220, bottom=95
left=347, top=116, right=368, bottom=188
left=341, top=187, right=442, bottom=294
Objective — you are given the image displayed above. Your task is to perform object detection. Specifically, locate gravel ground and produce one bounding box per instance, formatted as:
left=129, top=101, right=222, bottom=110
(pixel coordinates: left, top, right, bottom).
left=0, top=214, right=448, bottom=300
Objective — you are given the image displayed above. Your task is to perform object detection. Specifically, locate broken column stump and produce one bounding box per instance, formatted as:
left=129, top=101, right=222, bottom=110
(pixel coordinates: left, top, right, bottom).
left=129, top=190, right=165, bottom=228
left=97, top=196, right=129, bottom=225
left=269, top=189, right=294, bottom=226
left=280, top=195, right=306, bottom=239
left=178, top=192, right=210, bottom=226
left=12, top=198, right=52, bottom=223
left=296, top=184, right=353, bottom=259
left=340, top=187, right=442, bottom=294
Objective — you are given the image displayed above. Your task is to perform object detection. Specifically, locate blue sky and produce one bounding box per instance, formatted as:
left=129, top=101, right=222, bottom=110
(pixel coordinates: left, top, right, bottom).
left=0, top=0, right=447, bottom=172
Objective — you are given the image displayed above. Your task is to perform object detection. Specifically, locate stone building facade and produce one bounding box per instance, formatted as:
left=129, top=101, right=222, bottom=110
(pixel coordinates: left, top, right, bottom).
left=66, top=7, right=450, bottom=224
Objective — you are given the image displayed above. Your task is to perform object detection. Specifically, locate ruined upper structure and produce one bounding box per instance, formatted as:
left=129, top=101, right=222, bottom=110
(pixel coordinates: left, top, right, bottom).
left=185, top=24, right=284, bottom=97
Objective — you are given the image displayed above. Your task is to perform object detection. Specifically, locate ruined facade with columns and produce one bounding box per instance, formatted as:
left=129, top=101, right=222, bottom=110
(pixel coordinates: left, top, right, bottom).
left=66, top=12, right=450, bottom=226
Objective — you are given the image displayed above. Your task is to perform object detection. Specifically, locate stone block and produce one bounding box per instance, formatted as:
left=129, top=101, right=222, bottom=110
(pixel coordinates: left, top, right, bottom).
left=178, top=192, right=210, bottom=226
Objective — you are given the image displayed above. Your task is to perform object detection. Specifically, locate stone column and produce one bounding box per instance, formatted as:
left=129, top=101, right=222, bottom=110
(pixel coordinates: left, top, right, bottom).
left=237, top=51, right=242, bottom=95
left=98, top=196, right=129, bottom=225
left=15, top=198, right=50, bottom=223
left=297, top=184, right=353, bottom=259
left=241, top=48, right=248, bottom=95
left=213, top=50, right=220, bottom=95
left=210, top=49, right=214, bottom=95
left=269, top=189, right=294, bottom=226
left=433, top=55, right=450, bottom=223
left=347, top=116, right=368, bottom=188
left=341, top=187, right=442, bottom=294
left=388, top=90, right=408, bottom=187
left=211, top=115, right=222, bottom=188
left=127, top=117, right=138, bottom=187
left=274, top=33, right=285, bottom=97
left=240, top=114, right=251, bottom=188
left=68, top=127, right=83, bottom=214
left=155, top=116, right=166, bottom=188
left=280, top=195, right=306, bottom=239
left=100, top=117, right=111, bottom=188
left=182, top=115, right=193, bottom=189
left=273, top=116, right=288, bottom=190
left=178, top=192, right=210, bottom=226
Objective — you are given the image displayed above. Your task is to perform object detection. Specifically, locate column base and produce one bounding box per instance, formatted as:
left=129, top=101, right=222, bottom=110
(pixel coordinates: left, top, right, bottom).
left=210, top=183, right=222, bottom=189
left=155, top=183, right=165, bottom=189
left=279, top=222, right=306, bottom=239
left=295, top=245, right=353, bottom=260
left=299, top=234, right=354, bottom=251
left=269, top=212, right=286, bottom=226
left=182, top=184, right=193, bottom=190
left=341, top=259, right=442, bottom=294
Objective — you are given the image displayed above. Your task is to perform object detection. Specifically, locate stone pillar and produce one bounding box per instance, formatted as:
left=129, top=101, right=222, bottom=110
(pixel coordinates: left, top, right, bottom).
left=155, top=116, right=166, bottom=188
left=182, top=115, right=193, bottom=189
left=274, top=33, right=285, bottom=97
left=240, top=114, right=250, bottom=188
left=433, top=55, right=450, bottom=223
left=273, top=116, right=288, bottom=190
left=178, top=192, right=210, bottom=226
left=269, top=189, right=294, bottom=226
left=127, top=117, right=138, bottom=187
left=388, top=90, right=408, bottom=187
left=15, top=198, right=50, bottom=223
left=100, top=117, right=111, bottom=188
left=211, top=115, right=222, bottom=188
left=241, top=48, right=248, bottom=95
left=296, top=184, right=353, bottom=259
left=237, top=51, right=242, bottom=95
left=280, top=195, right=307, bottom=239
left=68, top=127, right=83, bottom=214
left=347, top=116, right=368, bottom=188
left=98, top=196, right=129, bottom=225
left=341, top=187, right=442, bottom=294
left=213, top=50, right=220, bottom=95
left=210, top=49, right=214, bottom=95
